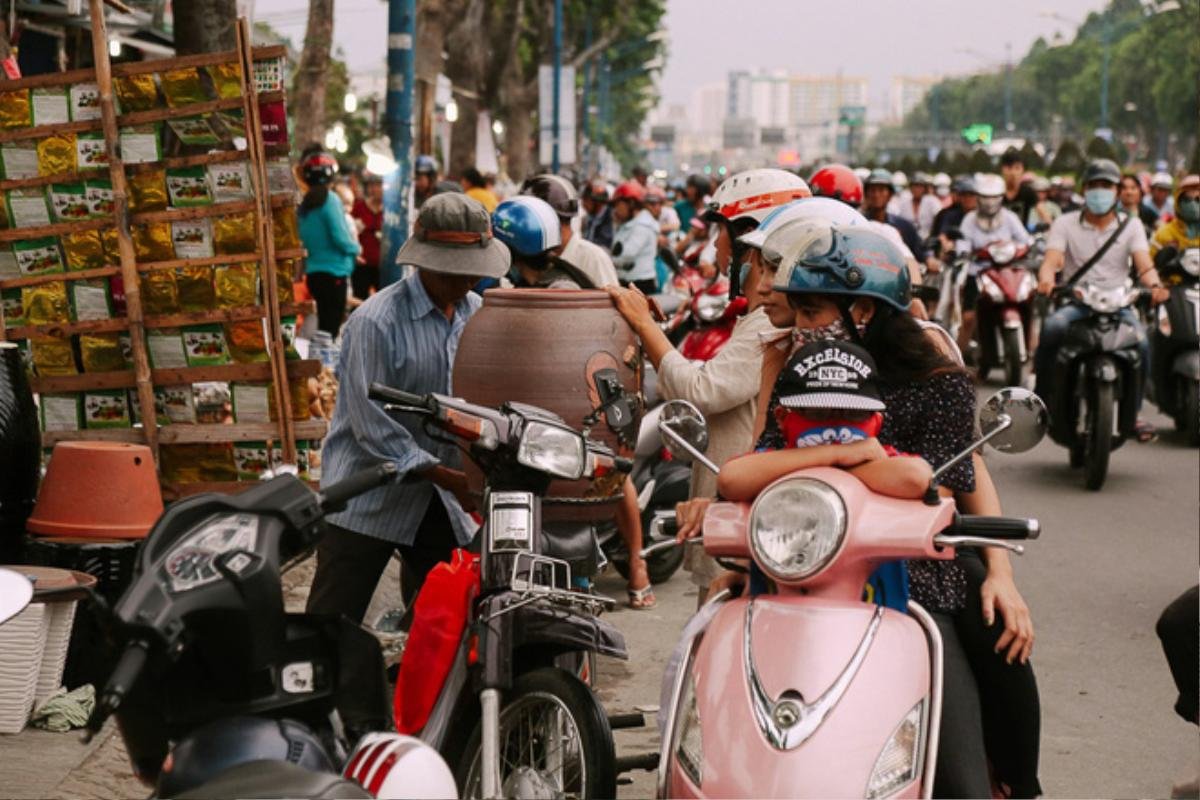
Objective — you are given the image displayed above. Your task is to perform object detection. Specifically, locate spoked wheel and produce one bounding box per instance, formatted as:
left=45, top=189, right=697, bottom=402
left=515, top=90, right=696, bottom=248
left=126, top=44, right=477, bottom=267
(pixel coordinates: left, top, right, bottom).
left=1084, top=381, right=1113, bottom=491
left=457, top=668, right=616, bottom=800
left=1003, top=326, right=1024, bottom=387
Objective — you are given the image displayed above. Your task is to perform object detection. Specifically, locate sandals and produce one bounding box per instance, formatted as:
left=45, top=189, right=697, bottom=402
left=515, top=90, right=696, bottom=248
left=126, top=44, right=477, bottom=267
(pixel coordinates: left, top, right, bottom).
left=627, top=583, right=657, bottom=610
left=1135, top=419, right=1158, bottom=443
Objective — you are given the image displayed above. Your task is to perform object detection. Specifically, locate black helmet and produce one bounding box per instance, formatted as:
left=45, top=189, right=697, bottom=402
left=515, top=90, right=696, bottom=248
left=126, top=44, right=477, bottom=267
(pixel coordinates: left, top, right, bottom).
left=863, top=168, right=896, bottom=192
left=686, top=174, right=710, bottom=192
left=520, top=173, right=580, bottom=219
left=414, top=154, right=439, bottom=176
left=301, top=151, right=337, bottom=187
left=1081, top=158, right=1120, bottom=186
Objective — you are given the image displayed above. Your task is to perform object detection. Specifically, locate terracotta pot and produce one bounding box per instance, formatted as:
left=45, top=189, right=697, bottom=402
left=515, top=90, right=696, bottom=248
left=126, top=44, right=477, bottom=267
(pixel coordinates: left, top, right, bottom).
left=0, top=342, right=40, bottom=562
left=453, top=289, right=642, bottom=521
left=26, top=442, right=163, bottom=540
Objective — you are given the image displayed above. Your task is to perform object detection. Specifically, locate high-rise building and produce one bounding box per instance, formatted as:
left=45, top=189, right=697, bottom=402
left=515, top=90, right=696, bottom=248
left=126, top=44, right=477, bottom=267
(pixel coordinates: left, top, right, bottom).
left=888, top=76, right=938, bottom=123
left=788, top=75, right=869, bottom=127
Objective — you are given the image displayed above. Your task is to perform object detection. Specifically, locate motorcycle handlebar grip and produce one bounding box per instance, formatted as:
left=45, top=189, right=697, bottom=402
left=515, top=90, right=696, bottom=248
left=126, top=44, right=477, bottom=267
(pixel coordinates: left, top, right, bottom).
left=320, top=463, right=399, bottom=511
left=613, top=456, right=634, bottom=474
left=368, top=382, right=427, bottom=408
left=99, top=639, right=150, bottom=714
left=949, top=514, right=1040, bottom=540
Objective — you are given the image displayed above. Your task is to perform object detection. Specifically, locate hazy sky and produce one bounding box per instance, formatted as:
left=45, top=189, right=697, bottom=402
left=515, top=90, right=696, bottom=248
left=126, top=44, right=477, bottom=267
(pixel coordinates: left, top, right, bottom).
left=253, top=0, right=1110, bottom=115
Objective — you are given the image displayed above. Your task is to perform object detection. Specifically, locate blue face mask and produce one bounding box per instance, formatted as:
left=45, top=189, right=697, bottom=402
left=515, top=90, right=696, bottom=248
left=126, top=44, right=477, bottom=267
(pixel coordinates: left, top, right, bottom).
left=1084, top=188, right=1116, bottom=215
left=738, top=261, right=752, bottom=289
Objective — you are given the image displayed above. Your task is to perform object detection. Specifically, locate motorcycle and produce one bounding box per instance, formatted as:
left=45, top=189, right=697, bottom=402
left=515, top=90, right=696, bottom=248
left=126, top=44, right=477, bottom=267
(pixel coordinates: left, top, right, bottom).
left=650, top=390, right=1047, bottom=799
left=368, top=382, right=633, bottom=799
left=972, top=240, right=1036, bottom=386
left=1147, top=245, right=1200, bottom=445
left=658, top=265, right=716, bottom=346
left=679, top=275, right=747, bottom=362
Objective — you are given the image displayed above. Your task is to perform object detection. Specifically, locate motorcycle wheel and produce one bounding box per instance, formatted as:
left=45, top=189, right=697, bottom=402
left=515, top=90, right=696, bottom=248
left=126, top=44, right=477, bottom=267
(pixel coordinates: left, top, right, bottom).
left=611, top=541, right=684, bottom=586
left=1180, top=378, right=1199, bottom=446
left=1084, top=381, right=1113, bottom=491
left=1003, top=327, right=1024, bottom=387
left=454, top=667, right=616, bottom=800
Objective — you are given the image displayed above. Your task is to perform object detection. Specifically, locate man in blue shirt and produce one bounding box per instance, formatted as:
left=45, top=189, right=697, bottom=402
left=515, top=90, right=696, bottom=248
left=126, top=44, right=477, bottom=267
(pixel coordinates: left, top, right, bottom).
left=307, top=193, right=510, bottom=627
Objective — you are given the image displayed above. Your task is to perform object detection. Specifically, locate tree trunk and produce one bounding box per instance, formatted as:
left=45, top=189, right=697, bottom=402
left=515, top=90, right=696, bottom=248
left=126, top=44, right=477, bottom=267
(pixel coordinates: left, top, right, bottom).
left=172, top=0, right=238, bottom=54
left=291, top=0, right=335, bottom=152
left=503, top=96, right=535, bottom=182
left=443, top=0, right=487, bottom=177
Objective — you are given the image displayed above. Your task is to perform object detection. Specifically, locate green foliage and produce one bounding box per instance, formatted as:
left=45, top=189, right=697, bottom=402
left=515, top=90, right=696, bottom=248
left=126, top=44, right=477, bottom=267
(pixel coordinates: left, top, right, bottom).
left=1019, top=140, right=1045, bottom=171
left=948, top=151, right=973, bottom=175
left=1085, top=135, right=1117, bottom=161
left=1049, top=138, right=1086, bottom=175
left=1190, top=140, right=1200, bottom=175
left=968, top=149, right=995, bottom=173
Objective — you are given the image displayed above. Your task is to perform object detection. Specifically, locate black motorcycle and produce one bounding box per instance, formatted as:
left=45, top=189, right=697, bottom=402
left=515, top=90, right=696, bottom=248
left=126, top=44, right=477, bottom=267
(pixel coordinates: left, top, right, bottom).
left=1148, top=245, right=1199, bottom=445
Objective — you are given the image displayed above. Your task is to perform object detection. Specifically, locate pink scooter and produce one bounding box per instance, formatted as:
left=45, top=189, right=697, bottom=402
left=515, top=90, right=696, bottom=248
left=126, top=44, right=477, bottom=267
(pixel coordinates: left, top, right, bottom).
left=648, top=388, right=1047, bottom=799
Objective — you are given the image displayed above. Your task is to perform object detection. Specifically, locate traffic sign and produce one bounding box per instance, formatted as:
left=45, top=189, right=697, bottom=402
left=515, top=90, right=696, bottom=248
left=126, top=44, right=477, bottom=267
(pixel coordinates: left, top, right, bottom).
left=839, top=106, right=866, bottom=128
left=961, top=123, right=993, bottom=145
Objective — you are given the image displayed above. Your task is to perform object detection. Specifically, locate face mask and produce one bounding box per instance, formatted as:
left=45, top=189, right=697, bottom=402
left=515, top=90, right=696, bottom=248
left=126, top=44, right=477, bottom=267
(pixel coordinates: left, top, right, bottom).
left=792, top=317, right=868, bottom=347
left=1084, top=188, right=1117, bottom=215
left=778, top=411, right=883, bottom=450
left=738, top=260, right=752, bottom=289
left=1177, top=198, right=1200, bottom=224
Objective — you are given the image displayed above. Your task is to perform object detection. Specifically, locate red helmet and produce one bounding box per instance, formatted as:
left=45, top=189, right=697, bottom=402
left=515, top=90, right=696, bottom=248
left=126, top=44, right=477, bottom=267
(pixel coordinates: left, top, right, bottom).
left=611, top=180, right=646, bottom=204
left=808, top=164, right=863, bottom=207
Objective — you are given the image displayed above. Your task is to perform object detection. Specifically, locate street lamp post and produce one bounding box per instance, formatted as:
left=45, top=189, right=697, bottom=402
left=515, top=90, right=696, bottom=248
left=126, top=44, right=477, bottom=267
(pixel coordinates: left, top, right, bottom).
left=381, top=0, right=416, bottom=288
left=551, top=0, right=562, bottom=173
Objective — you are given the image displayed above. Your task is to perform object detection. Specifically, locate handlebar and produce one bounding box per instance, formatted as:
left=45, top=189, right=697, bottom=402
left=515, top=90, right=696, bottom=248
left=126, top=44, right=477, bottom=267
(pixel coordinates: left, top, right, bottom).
left=368, top=382, right=430, bottom=409
left=320, top=463, right=399, bottom=512
left=944, top=514, right=1040, bottom=540
left=87, top=638, right=150, bottom=736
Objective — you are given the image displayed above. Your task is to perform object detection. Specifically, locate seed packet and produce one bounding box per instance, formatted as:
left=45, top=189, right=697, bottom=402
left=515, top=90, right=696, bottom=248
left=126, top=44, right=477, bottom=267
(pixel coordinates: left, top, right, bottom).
left=159, top=67, right=207, bottom=108
left=76, top=133, right=109, bottom=170
left=226, top=319, right=267, bottom=363
left=234, top=441, right=271, bottom=480
left=193, top=381, right=229, bottom=424
left=270, top=442, right=316, bottom=478
left=37, top=133, right=77, bottom=175
left=207, top=162, right=251, bottom=202
left=276, top=259, right=296, bottom=304
left=30, top=335, right=76, bottom=375
left=0, top=89, right=31, bottom=129
left=31, top=88, right=69, bottom=126
left=183, top=323, right=229, bottom=366
left=101, top=227, right=121, bottom=268
left=127, top=167, right=168, bottom=212
left=175, top=265, right=215, bottom=311
left=22, top=281, right=70, bottom=325
left=69, top=83, right=101, bottom=121
left=280, top=315, right=299, bottom=358
left=232, top=382, right=270, bottom=423
left=140, top=269, right=179, bottom=315
left=14, top=237, right=64, bottom=276
left=7, top=188, right=52, bottom=228
left=1, top=287, right=25, bottom=326
left=270, top=378, right=312, bottom=421
left=132, top=221, right=174, bottom=262
left=1, top=144, right=39, bottom=180
left=70, top=279, right=112, bottom=321
left=84, top=390, right=131, bottom=429
left=48, top=183, right=90, bottom=222
left=214, top=109, right=246, bottom=141
left=0, top=249, right=19, bottom=279
left=167, top=116, right=220, bottom=147
left=119, top=125, right=161, bottom=165
left=207, top=62, right=243, bottom=100
left=167, top=166, right=212, bottom=207
left=114, top=74, right=158, bottom=114
left=171, top=218, right=214, bottom=259
left=147, top=328, right=187, bottom=368
left=156, top=385, right=196, bottom=424
left=266, top=158, right=296, bottom=195
left=253, top=57, right=285, bottom=93
left=160, top=443, right=237, bottom=483
left=85, top=178, right=114, bottom=217
left=271, top=206, right=300, bottom=251
left=40, top=394, right=81, bottom=432
left=214, top=263, right=259, bottom=308
left=79, top=332, right=126, bottom=372
left=258, top=101, right=288, bottom=148
left=61, top=229, right=106, bottom=271
left=213, top=211, right=257, bottom=255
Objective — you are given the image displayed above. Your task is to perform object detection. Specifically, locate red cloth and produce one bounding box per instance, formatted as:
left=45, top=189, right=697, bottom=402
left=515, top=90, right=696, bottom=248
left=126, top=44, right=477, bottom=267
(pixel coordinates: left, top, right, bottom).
left=351, top=199, right=383, bottom=268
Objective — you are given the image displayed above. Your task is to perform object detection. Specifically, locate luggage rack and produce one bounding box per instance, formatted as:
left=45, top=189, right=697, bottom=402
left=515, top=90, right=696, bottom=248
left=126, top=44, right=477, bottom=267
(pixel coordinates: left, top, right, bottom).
left=486, top=552, right=614, bottom=621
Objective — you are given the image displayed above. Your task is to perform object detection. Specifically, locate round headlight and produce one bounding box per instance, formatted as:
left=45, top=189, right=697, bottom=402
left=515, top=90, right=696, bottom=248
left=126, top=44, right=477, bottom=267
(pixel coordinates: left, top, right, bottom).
left=748, top=478, right=847, bottom=582
left=695, top=293, right=727, bottom=322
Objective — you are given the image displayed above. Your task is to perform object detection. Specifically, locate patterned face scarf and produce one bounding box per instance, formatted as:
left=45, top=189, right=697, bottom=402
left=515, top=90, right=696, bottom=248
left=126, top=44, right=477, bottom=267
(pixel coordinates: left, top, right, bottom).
left=792, top=317, right=868, bottom=348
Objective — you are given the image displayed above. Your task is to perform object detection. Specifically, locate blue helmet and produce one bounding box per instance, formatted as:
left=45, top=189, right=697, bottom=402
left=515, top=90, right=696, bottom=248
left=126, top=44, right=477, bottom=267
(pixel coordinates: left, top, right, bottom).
left=766, top=220, right=911, bottom=311
left=492, top=196, right=563, bottom=257
left=414, top=154, right=438, bottom=176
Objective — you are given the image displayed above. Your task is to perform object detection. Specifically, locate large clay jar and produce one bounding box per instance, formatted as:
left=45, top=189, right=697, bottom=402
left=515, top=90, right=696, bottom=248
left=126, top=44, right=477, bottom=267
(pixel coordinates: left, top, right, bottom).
left=0, top=342, right=40, bottom=562
left=452, top=289, right=641, bottom=521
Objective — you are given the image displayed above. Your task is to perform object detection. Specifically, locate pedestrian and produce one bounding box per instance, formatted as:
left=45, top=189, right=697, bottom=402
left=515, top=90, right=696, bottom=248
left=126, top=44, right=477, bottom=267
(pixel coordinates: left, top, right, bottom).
left=350, top=175, right=384, bottom=300
left=413, top=154, right=439, bottom=208
left=610, top=180, right=659, bottom=294
left=673, top=174, right=709, bottom=230
left=461, top=165, right=499, bottom=213
left=581, top=180, right=615, bottom=251
left=298, top=150, right=361, bottom=337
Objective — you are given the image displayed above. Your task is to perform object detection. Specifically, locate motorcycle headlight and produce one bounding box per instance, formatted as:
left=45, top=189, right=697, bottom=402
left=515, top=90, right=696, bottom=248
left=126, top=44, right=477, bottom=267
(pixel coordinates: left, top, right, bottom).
left=695, top=292, right=728, bottom=322
left=865, top=699, right=926, bottom=799
left=672, top=669, right=703, bottom=787
left=517, top=421, right=586, bottom=480
left=749, top=478, right=847, bottom=582
left=979, top=274, right=1006, bottom=304
left=986, top=241, right=1017, bottom=265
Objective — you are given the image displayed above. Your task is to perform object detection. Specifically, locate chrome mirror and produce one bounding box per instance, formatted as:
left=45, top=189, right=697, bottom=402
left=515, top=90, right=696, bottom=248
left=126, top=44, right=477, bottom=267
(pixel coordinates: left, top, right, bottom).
left=657, top=400, right=719, bottom=473
left=979, top=387, right=1048, bottom=454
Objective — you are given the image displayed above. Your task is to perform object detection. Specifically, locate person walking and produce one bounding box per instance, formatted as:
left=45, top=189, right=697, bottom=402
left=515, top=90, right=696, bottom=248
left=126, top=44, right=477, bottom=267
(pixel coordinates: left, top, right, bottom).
left=350, top=175, right=384, bottom=300
left=299, top=150, right=361, bottom=337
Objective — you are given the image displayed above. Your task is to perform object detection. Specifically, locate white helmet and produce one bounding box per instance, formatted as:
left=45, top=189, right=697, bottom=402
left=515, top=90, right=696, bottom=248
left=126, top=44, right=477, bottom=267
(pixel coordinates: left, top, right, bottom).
left=974, top=173, right=1006, bottom=218
left=1150, top=171, right=1173, bottom=190
left=739, top=197, right=866, bottom=250
left=343, top=733, right=457, bottom=799
left=892, top=170, right=909, bottom=189
left=853, top=167, right=871, bottom=182
left=933, top=172, right=951, bottom=197
left=706, top=168, right=811, bottom=225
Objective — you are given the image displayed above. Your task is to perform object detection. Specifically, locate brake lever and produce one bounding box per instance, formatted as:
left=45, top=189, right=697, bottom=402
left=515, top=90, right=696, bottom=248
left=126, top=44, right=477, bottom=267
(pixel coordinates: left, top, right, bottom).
left=932, top=534, right=1025, bottom=555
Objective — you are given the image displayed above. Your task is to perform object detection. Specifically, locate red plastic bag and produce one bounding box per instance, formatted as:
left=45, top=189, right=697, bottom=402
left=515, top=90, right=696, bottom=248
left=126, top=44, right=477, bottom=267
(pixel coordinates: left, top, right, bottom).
left=393, top=548, right=480, bottom=734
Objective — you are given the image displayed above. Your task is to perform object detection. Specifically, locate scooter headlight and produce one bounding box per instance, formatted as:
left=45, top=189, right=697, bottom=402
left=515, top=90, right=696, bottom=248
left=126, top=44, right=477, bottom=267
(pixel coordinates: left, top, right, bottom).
left=865, top=699, right=926, bottom=799
left=748, top=478, right=846, bottom=582
left=986, top=241, right=1017, bottom=265
left=672, top=669, right=703, bottom=787
left=517, top=420, right=586, bottom=480
left=695, top=292, right=728, bottom=322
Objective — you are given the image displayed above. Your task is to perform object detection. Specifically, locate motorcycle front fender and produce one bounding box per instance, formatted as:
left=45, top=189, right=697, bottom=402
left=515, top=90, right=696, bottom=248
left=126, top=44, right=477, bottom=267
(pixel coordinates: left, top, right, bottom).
left=1002, top=307, right=1024, bottom=328
left=1172, top=349, right=1200, bottom=380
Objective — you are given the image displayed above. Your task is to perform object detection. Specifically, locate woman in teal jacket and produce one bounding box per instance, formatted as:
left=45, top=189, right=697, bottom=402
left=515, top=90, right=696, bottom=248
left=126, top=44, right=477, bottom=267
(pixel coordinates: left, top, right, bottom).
left=299, top=151, right=361, bottom=336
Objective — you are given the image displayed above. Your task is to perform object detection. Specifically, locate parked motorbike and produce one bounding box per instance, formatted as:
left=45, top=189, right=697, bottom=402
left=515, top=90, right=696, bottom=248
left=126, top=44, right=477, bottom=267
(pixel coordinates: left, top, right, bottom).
left=972, top=240, right=1036, bottom=386
left=1147, top=245, right=1200, bottom=445
left=650, top=390, right=1047, bottom=799
left=368, top=382, right=632, bottom=799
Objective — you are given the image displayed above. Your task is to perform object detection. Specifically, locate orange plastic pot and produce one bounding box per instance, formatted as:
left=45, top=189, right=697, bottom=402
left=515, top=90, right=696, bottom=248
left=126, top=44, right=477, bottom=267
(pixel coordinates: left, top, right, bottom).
left=26, top=442, right=162, bottom=540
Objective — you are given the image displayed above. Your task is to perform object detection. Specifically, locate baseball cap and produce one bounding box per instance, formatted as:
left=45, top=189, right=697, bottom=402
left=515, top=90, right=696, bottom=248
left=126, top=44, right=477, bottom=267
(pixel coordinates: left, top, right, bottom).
left=395, top=193, right=511, bottom=278
left=777, top=340, right=885, bottom=412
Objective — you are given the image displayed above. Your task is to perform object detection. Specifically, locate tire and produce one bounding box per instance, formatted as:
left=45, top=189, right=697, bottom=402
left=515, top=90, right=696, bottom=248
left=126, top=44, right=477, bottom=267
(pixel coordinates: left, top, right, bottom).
left=454, top=667, right=616, bottom=800
left=1181, top=379, right=1200, bottom=447
left=1003, top=327, right=1024, bottom=387
left=1084, top=380, right=1113, bottom=491
left=611, top=543, right=683, bottom=586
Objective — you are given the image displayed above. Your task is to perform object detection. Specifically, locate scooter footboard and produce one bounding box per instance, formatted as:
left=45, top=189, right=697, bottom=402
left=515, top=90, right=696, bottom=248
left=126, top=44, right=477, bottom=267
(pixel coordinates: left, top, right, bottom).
left=666, top=596, right=934, bottom=799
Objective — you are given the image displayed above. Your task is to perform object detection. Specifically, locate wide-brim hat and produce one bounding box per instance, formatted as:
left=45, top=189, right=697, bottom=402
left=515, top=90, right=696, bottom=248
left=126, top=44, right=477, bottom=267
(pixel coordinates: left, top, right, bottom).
left=396, top=193, right=511, bottom=278
left=777, top=340, right=885, bottom=412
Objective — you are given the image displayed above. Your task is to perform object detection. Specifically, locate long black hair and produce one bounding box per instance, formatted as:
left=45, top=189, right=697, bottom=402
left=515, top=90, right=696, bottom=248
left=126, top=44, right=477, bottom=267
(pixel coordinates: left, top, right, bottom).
left=299, top=184, right=328, bottom=216
left=861, top=304, right=965, bottom=387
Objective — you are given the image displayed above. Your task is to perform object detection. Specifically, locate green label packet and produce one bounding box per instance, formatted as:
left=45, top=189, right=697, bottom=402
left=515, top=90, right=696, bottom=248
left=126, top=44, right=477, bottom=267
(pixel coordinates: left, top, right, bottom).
left=84, top=389, right=131, bottom=429
left=167, top=116, right=220, bottom=147
left=119, top=125, right=162, bottom=165
left=69, top=83, right=101, bottom=122
left=76, top=133, right=109, bottom=171
left=271, top=441, right=321, bottom=481
left=48, top=183, right=90, bottom=223
left=40, top=394, right=82, bottom=432
left=1, top=144, right=39, bottom=180
left=6, top=188, right=52, bottom=228
left=1, top=287, right=25, bottom=326
left=70, top=279, right=113, bottom=322
left=157, top=385, right=197, bottom=424
left=234, top=440, right=271, bottom=480
left=183, top=324, right=230, bottom=367
left=31, top=88, right=70, bottom=126
left=13, top=237, right=64, bottom=277
left=85, top=178, right=114, bottom=218
left=167, top=166, right=213, bottom=207
left=147, top=329, right=187, bottom=369
left=231, top=382, right=270, bottom=423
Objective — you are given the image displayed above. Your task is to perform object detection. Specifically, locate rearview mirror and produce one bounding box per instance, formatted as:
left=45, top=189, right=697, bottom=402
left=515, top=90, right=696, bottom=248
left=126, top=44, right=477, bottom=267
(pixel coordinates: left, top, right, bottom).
left=979, top=387, right=1048, bottom=454
left=657, top=400, right=719, bottom=474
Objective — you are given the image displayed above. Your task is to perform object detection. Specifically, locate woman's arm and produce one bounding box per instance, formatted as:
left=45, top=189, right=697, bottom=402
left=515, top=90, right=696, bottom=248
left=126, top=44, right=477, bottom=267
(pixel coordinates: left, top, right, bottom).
left=717, top=439, right=887, bottom=501
left=326, top=196, right=363, bottom=257
left=848, top=456, right=932, bottom=499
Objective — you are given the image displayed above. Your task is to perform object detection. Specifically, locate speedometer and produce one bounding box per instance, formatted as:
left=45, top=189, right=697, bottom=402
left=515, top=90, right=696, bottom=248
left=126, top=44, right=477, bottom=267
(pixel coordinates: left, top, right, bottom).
left=161, top=513, right=259, bottom=593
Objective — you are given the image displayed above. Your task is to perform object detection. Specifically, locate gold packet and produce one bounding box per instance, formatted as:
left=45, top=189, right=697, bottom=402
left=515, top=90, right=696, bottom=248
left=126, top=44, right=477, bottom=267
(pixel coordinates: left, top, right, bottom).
left=175, top=265, right=215, bottom=311
left=213, top=211, right=257, bottom=255
left=0, top=89, right=31, bottom=129
left=213, top=263, right=259, bottom=308
left=128, top=168, right=168, bottom=212
left=30, top=334, right=77, bottom=375
left=206, top=62, right=243, bottom=100
left=225, top=319, right=267, bottom=363
left=140, top=269, right=180, bottom=315
left=22, top=282, right=70, bottom=325
left=62, top=229, right=106, bottom=271
left=276, top=258, right=296, bottom=304
left=79, top=332, right=126, bottom=372
left=37, top=133, right=78, bottom=176
left=271, top=206, right=300, bottom=251
left=132, top=222, right=174, bottom=262
left=159, top=67, right=207, bottom=108
left=160, top=443, right=237, bottom=483
left=100, top=226, right=120, bottom=261
left=267, top=378, right=313, bottom=421
left=114, top=74, right=158, bottom=113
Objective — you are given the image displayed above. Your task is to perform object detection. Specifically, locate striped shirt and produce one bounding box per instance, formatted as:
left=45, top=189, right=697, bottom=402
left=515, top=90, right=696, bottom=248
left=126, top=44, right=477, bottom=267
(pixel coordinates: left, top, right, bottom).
left=321, top=273, right=480, bottom=545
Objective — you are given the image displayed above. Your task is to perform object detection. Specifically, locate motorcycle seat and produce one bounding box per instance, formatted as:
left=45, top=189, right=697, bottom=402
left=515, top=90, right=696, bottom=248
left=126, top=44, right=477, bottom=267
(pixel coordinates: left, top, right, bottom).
left=176, top=760, right=371, bottom=799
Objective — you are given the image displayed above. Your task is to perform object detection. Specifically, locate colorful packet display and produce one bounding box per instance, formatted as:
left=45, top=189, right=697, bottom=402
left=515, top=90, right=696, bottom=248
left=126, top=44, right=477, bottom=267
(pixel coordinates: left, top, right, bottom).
left=167, top=166, right=213, bottom=207
left=127, top=167, right=168, bottom=212
left=30, top=335, right=77, bottom=375
left=160, top=443, right=237, bottom=483
left=0, top=89, right=31, bottom=129
left=183, top=323, right=230, bottom=366
left=119, top=126, right=162, bottom=165
left=234, top=441, right=271, bottom=480
left=48, top=183, right=90, bottom=222
left=40, top=394, right=81, bottom=432
left=14, top=237, right=65, bottom=276
left=159, top=67, right=208, bottom=108
left=82, top=390, right=130, bottom=429
left=213, top=211, right=257, bottom=255
left=114, top=74, right=158, bottom=113
left=175, top=265, right=215, bottom=311
left=6, top=188, right=52, bottom=228
left=69, top=83, right=101, bottom=121
left=85, top=178, right=114, bottom=217
left=272, top=206, right=300, bottom=251
left=101, top=228, right=121, bottom=269
left=276, top=259, right=296, bottom=304
left=253, top=57, right=286, bottom=93
left=207, top=62, right=243, bottom=100
left=22, top=281, right=70, bottom=325
left=147, top=329, right=187, bottom=368
left=258, top=102, right=288, bottom=149
left=140, top=269, right=180, bottom=315
left=214, top=263, right=259, bottom=308
left=79, top=332, right=127, bottom=372
left=167, top=116, right=220, bottom=147
left=76, top=133, right=109, bottom=170
left=0, top=249, right=19, bottom=279
left=61, top=229, right=106, bottom=271
left=1, top=287, right=25, bottom=326
left=194, top=382, right=229, bottom=424
left=231, top=382, right=270, bottom=423
left=118, top=332, right=133, bottom=365
left=171, top=219, right=214, bottom=259
left=70, top=279, right=113, bottom=321
left=37, top=133, right=77, bottom=175
left=214, top=110, right=246, bottom=141
left=287, top=441, right=323, bottom=481
left=31, top=88, right=70, bottom=126
left=266, top=158, right=296, bottom=195
left=132, top=222, right=174, bottom=262
left=269, top=378, right=312, bottom=422
left=1, top=144, right=39, bottom=180
left=207, top=162, right=252, bottom=202
left=226, top=319, right=268, bottom=363
left=280, top=315, right=300, bottom=358
left=156, top=385, right=197, bottom=424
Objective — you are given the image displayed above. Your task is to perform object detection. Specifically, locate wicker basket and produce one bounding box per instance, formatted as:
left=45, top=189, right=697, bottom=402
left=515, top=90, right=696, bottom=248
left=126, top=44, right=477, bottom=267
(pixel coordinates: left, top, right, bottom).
left=34, top=600, right=78, bottom=706
left=0, top=603, right=47, bottom=734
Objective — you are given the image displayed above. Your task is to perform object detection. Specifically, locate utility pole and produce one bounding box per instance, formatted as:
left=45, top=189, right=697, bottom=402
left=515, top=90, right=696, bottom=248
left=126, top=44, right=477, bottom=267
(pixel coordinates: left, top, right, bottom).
left=381, top=0, right=415, bottom=287
left=1004, top=42, right=1013, bottom=131
left=551, top=0, right=562, bottom=173
left=581, top=15, right=591, bottom=175
left=1099, top=16, right=1111, bottom=135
